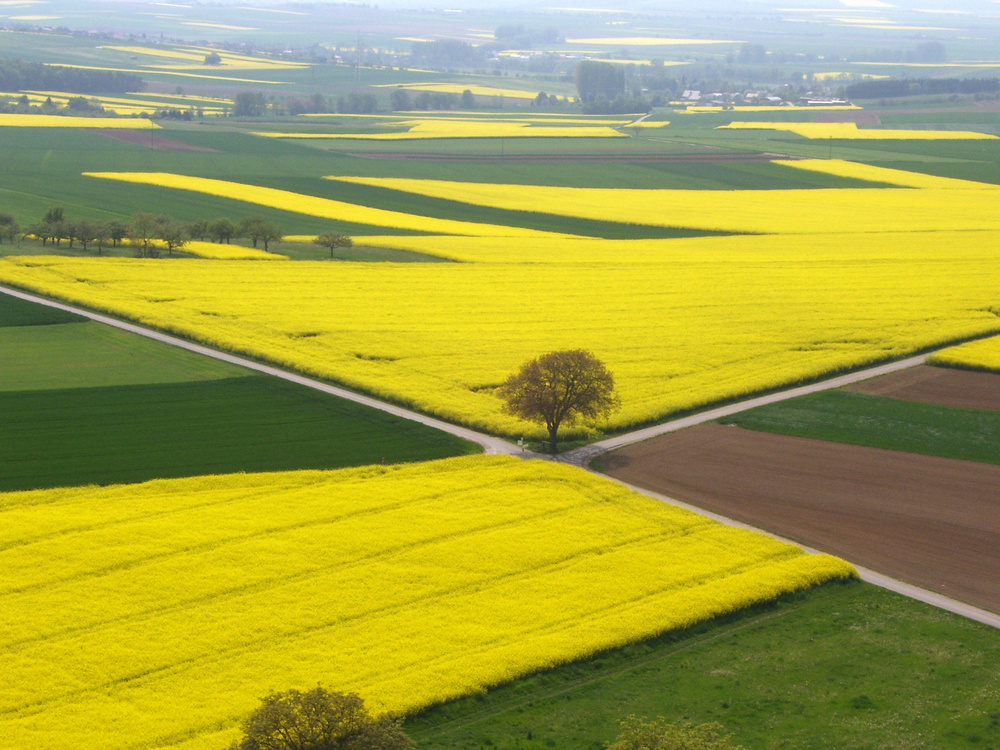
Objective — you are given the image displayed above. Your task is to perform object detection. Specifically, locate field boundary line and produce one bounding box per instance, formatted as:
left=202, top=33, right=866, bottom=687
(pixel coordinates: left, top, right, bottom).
left=410, top=601, right=806, bottom=741
left=0, top=284, right=519, bottom=456
left=561, top=354, right=933, bottom=466
left=612, top=479, right=1000, bottom=630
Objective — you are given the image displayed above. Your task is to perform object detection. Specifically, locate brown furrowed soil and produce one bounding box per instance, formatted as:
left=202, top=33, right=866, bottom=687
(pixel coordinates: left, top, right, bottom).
left=844, top=364, right=1000, bottom=411
left=601, top=423, right=1000, bottom=613
left=94, top=129, right=219, bottom=152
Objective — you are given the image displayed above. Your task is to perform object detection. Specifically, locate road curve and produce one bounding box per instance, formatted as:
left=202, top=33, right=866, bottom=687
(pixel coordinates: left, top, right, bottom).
left=3, top=284, right=996, bottom=629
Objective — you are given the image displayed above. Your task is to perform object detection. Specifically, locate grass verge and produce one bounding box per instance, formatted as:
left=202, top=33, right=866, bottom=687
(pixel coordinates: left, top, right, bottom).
left=406, top=580, right=1000, bottom=750
left=0, top=289, right=85, bottom=326
left=718, top=390, right=1000, bottom=464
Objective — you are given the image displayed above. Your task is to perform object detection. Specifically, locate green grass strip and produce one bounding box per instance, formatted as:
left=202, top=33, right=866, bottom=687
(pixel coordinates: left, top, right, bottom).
left=719, top=390, right=1000, bottom=464
left=0, top=291, right=85, bottom=327
left=407, top=580, right=1000, bottom=750
left=0, top=321, right=250, bottom=391
left=0, top=376, right=479, bottom=492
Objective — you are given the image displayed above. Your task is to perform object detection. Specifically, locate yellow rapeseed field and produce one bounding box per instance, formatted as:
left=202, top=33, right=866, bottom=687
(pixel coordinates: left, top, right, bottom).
left=82, top=172, right=569, bottom=239
left=2, top=229, right=999, bottom=436
left=372, top=82, right=539, bottom=99
left=331, top=159, right=1000, bottom=234
left=0, top=114, right=158, bottom=128
left=0, top=455, right=854, bottom=750
left=179, top=241, right=287, bottom=260
left=258, top=119, right=629, bottom=139
left=718, top=121, right=998, bottom=139
left=4, top=160, right=999, bottom=437
left=928, top=334, right=1000, bottom=371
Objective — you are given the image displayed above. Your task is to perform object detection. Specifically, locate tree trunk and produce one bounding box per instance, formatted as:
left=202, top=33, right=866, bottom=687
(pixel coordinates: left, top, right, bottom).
left=548, top=424, right=559, bottom=454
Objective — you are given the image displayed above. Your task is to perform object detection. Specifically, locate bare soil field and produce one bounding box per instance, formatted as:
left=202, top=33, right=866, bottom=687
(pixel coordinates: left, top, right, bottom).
left=601, top=423, right=1000, bottom=613
left=94, top=129, right=219, bottom=152
left=845, top=364, right=1000, bottom=411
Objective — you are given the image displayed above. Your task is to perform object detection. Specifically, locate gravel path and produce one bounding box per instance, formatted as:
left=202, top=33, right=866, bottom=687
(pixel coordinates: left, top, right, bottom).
left=4, top=283, right=995, bottom=628
left=0, top=284, right=521, bottom=455
left=559, top=354, right=931, bottom=466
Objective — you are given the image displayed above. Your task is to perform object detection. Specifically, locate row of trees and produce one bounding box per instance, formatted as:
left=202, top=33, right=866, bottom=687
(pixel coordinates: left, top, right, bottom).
left=846, top=77, right=1000, bottom=100
left=15, top=207, right=354, bottom=259
left=19, top=207, right=291, bottom=256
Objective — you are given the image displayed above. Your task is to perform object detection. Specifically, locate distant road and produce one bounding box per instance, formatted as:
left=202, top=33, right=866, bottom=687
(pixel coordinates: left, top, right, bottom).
left=3, top=283, right=996, bottom=629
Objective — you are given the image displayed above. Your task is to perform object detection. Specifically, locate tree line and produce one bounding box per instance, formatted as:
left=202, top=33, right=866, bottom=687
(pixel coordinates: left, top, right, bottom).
left=8, top=206, right=354, bottom=259
left=0, top=57, right=144, bottom=95
left=15, top=207, right=289, bottom=256
left=845, top=77, right=1000, bottom=100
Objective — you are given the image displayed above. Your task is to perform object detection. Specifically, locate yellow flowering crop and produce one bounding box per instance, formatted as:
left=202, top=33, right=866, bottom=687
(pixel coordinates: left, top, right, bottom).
left=681, top=104, right=861, bottom=112
left=565, top=37, right=738, bottom=45
left=103, top=44, right=307, bottom=70
left=331, top=159, right=1000, bottom=235
left=0, top=114, right=158, bottom=128
left=4, top=159, right=999, bottom=438
left=928, top=335, right=1000, bottom=371
left=258, top=119, right=629, bottom=140
left=181, top=241, right=287, bottom=260
left=82, top=172, right=569, bottom=238
left=718, top=121, right=998, bottom=139
left=0, top=455, right=854, bottom=750
left=2, top=228, right=999, bottom=436
left=371, top=82, right=539, bottom=99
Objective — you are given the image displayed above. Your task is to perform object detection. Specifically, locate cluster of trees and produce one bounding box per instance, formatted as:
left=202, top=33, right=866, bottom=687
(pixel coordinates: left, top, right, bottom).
left=494, top=24, right=562, bottom=49
left=389, top=87, right=473, bottom=111
left=846, top=77, right=1000, bottom=100
left=25, top=206, right=128, bottom=254
left=0, top=57, right=143, bottom=94
left=410, top=39, right=487, bottom=67
left=574, top=61, right=650, bottom=113
left=239, top=91, right=379, bottom=117
left=0, top=213, right=20, bottom=244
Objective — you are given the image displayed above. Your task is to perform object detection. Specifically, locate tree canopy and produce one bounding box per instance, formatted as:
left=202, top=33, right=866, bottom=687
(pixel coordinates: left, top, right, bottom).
left=606, top=716, right=745, bottom=750
left=230, top=686, right=414, bottom=750
left=498, top=349, right=619, bottom=453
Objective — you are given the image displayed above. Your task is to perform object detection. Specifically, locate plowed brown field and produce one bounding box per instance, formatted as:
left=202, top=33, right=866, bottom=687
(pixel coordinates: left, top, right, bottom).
left=845, top=364, right=1000, bottom=411
left=601, top=423, right=1000, bottom=613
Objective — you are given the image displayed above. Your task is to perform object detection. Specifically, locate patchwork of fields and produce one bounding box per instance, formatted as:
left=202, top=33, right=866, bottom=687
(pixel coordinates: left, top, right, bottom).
left=4, top=19, right=1000, bottom=746
left=3, top=159, right=1000, bottom=440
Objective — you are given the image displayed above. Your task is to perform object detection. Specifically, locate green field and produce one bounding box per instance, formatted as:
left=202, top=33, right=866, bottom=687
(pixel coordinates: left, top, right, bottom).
left=0, top=290, right=85, bottom=326
left=0, top=293, right=478, bottom=492
left=718, top=389, right=1000, bottom=464
left=407, top=580, right=1000, bottom=750
left=0, top=375, right=478, bottom=492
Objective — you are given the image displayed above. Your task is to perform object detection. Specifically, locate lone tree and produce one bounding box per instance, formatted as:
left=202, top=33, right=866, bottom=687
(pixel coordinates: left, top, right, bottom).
left=606, top=716, right=744, bottom=750
left=315, top=231, right=353, bottom=258
left=230, top=686, right=414, bottom=750
left=498, top=349, right=619, bottom=453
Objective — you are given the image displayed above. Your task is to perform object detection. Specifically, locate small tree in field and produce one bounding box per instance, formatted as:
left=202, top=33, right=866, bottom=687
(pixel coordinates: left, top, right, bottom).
left=230, top=686, right=414, bottom=750
left=498, top=349, right=619, bottom=453
left=315, top=231, right=353, bottom=258
left=606, top=716, right=745, bottom=750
